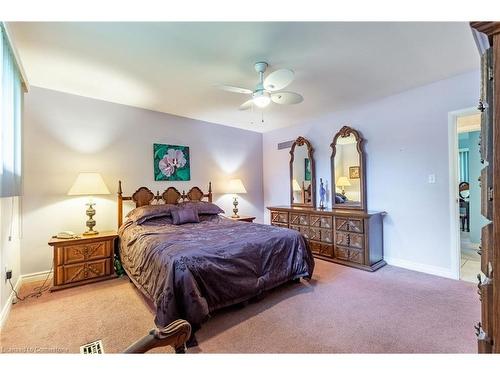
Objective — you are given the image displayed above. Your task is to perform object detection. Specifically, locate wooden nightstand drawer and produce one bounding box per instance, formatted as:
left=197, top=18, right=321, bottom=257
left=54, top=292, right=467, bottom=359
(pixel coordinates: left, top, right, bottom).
left=56, top=240, right=112, bottom=265
left=55, top=258, right=112, bottom=286
left=49, top=231, right=118, bottom=291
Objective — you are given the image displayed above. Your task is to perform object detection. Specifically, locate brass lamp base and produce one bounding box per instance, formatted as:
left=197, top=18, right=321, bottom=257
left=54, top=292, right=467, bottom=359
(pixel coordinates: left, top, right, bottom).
left=83, top=202, right=99, bottom=235
left=231, top=196, right=240, bottom=218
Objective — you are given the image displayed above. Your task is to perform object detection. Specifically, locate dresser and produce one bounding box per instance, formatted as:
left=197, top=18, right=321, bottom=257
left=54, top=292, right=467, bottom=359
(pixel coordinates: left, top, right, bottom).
left=268, top=206, right=385, bottom=271
left=48, top=231, right=117, bottom=291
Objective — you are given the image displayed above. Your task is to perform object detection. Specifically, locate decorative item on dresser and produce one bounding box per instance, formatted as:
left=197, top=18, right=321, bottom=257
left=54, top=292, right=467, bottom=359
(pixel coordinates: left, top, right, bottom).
left=470, top=21, right=500, bottom=354
left=268, top=206, right=385, bottom=271
left=48, top=231, right=117, bottom=291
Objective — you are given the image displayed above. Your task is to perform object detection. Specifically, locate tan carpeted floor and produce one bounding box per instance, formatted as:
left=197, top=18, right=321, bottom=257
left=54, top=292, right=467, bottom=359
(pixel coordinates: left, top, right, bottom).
left=0, top=260, right=480, bottom=353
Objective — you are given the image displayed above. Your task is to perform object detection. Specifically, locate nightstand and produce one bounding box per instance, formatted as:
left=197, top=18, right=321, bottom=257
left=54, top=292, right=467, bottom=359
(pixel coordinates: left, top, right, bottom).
left=48, top=231, right=118, bottom=291
left=225, top=215, right=256, bottom=223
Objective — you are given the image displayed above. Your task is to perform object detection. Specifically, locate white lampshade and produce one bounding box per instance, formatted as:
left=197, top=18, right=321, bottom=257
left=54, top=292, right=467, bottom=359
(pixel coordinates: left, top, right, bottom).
left=227, top=179, right=247, bottom=194
left=68, top=173, right=111, bottom=196
left=336, top=176, right=351, bottom=187
left=292, top=179, right=302, bottom=191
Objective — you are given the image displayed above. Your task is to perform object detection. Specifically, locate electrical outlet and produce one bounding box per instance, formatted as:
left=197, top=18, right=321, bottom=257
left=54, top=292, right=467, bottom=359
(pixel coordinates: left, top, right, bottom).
left=6, top=269, right=13, bottom=280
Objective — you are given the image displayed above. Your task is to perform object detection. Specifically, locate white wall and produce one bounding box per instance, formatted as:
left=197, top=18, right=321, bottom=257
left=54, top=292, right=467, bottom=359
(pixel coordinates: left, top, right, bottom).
left=263, top=70, right=480, bottom=278
left=21, top=87, right=263, bottom=275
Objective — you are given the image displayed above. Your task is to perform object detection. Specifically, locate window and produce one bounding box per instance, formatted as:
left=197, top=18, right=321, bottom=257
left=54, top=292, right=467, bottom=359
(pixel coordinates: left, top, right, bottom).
left=458, top=148, right=469, bottom=183
left=0, top=23, right=23, bottom=197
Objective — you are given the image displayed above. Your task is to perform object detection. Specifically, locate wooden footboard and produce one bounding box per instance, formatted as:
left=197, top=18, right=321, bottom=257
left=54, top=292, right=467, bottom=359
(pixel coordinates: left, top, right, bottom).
left=124, top=319, right=192, bottom=353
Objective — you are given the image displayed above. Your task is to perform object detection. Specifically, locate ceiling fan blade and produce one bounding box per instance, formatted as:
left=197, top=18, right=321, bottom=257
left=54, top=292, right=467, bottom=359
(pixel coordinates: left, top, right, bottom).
left=271, top=91, right=304, bottom=105
left=239, top=99, right=254, bottom=110
left=215, top=85, right=253, bottom=95
left=263, top=69, right=295, bottom=91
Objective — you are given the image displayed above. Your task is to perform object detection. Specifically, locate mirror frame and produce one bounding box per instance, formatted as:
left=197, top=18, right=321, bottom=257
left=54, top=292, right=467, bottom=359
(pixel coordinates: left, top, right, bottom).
left=330, top=126, right=367, bottom=211
left=289, top=136, right=316, bottom=208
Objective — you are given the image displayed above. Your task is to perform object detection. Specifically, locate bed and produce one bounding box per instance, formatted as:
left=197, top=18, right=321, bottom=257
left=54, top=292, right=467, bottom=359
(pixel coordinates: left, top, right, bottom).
left=117, top=181, right=314, bottom=348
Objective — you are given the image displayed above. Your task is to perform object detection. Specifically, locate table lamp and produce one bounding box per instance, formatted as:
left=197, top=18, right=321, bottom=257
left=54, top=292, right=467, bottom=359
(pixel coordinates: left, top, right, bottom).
left=227, top=179, right=247, bottom=218
left=336, top=176, right=351, bottom=195
left=68, top=172, right=111, bottom=235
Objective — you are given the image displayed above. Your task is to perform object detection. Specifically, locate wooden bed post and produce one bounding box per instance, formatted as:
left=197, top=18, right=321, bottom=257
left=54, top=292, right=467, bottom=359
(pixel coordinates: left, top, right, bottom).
left=208, top=181, right=212, bottom=202
left=123, top=319, right=192, bottom=354
left=118, top=180, right=123, bottom=229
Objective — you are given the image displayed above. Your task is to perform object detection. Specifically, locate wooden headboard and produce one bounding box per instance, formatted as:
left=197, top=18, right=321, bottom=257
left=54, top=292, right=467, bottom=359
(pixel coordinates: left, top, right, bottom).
left=117, top=180, right=212, bottom=228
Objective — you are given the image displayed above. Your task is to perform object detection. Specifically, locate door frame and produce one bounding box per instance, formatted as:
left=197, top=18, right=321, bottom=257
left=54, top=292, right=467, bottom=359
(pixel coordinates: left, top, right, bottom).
left=448, top=107, right=481, bottom=280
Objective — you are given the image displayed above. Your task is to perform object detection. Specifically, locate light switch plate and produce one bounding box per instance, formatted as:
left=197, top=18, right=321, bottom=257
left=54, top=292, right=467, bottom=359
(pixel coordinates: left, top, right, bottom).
left=428, top=174, right=436, bottom=184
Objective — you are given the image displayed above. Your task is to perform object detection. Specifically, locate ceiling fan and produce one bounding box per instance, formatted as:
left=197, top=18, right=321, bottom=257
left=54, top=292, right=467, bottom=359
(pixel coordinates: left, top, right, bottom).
left=216, top=62, right=303, bottom=110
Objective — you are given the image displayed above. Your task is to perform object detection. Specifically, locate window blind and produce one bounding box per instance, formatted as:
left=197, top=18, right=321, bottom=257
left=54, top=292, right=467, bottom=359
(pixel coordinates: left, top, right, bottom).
left=0, top=24, right=23, bottom=197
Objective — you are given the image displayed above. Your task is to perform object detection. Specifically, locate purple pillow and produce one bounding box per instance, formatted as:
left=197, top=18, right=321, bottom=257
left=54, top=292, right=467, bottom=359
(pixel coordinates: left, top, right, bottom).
left=127, top=204, right=177, bottom=224
left=178, top=201, right=224, bottom=215
left=171, top=207, right=200, bottom=225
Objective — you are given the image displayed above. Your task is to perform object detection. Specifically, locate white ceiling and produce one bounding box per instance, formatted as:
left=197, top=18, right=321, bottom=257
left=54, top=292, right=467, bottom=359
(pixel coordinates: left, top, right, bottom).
left=8, top=22, right=479, bottom=133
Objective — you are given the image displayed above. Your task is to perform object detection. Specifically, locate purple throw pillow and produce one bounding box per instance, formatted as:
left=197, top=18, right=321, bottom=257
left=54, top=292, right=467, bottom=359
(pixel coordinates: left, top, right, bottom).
left=178, top=201, right=224, bottom=215
left=171, top=207, right=200, bottom=225
left=127, top=204, right=178, bottom=224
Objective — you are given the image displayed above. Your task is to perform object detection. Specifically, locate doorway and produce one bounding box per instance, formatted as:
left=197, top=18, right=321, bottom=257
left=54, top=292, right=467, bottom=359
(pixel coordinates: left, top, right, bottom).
left=450, top=108, right=484, bottom=282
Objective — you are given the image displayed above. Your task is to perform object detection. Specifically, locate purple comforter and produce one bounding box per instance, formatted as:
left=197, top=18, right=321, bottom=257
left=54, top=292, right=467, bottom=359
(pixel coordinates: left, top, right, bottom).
left=118, top=215, right=314, bottom=328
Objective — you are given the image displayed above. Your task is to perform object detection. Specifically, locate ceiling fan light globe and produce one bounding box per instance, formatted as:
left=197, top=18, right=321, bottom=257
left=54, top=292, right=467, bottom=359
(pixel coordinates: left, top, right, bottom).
left=252, top=91, right=271, bottom=108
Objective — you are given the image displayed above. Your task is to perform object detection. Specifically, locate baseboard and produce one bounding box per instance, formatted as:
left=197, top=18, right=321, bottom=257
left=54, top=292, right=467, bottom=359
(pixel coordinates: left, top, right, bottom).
left=385, top=257, right=457, bottom=280
left=21, top=269, right=53, bottom=283
left=0, top=269, right=52, bottom=331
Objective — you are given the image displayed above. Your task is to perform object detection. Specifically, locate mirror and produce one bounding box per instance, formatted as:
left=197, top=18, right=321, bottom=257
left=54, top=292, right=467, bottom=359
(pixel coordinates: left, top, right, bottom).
left=331, top=126, right=366, bottom=210
left=290, top=136, right=316, bottom=207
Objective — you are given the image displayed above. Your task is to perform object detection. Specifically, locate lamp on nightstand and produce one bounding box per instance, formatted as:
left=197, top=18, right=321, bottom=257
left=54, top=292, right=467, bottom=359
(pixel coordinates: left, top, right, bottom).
left=227, top=179, right=247, bottom=218
left=336, top=176, right=351, bottom=195
left=68, top=172, right=111, bottom=236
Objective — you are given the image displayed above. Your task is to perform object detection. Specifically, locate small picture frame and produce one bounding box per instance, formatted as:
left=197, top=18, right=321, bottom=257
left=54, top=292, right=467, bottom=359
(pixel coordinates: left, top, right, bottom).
left=349, top=166, right=360, bottom=179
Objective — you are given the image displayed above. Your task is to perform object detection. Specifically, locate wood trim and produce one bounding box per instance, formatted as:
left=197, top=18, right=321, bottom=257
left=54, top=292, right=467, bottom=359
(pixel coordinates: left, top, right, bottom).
left=470, top=22, right=500, bottom=38
left=289, top=136, right=316, bottom=208
left=117, top=181, right=213, bottom=228
left=330, top=125, right=367, bottom=211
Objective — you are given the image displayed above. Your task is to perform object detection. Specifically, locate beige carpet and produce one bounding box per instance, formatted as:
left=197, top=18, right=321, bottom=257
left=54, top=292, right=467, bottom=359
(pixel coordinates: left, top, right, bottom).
left=0, top=260, right=479, bottom=353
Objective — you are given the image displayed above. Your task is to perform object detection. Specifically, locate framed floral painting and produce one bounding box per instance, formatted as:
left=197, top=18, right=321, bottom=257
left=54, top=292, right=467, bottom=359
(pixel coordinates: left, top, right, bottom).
left=153, top=144, right=191, bottom=181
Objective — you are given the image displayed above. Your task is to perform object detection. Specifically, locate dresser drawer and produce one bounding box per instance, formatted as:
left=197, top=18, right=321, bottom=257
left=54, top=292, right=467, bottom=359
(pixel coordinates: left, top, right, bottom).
left=336, top=231, right=350, bottom=247
left=271, top=222, right=289, bottom=229
left=335, top=217, right=364, bottom=233
left=290, top=225, right=309, bottom=239
left=310, top=215, right=332, bottom=229
left=55, top=258, right=112, bottom=286
left=319, top=244, right=334, bottom=258
left=348, top=233, right=364, bottom=249
left=309, top=241, right=321, bottom=255
left=349, top=248, right=364, bottom=264
left=309, top=227, right=321, bottom=241
left=320, top=229, right=333, bottom=243
left=271, top=211, right=289, bottom=224
left=56, top=240, right=112, bottom=265
left=334, top=246, right=349, bottom=260
left=290, top=213, right=309, bottom=226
